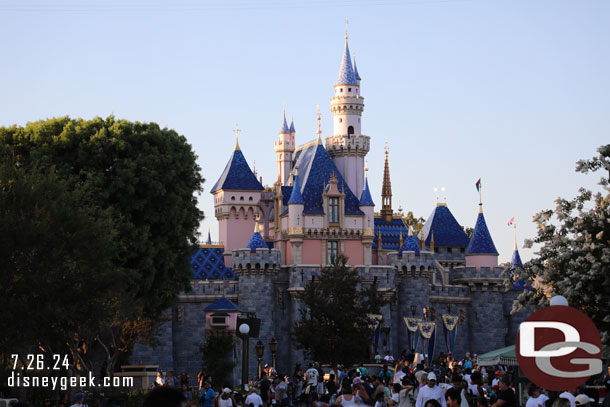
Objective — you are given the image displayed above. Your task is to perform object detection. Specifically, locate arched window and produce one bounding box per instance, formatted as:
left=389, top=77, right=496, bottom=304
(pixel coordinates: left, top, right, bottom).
left=348, top=126, right=354, bottom=136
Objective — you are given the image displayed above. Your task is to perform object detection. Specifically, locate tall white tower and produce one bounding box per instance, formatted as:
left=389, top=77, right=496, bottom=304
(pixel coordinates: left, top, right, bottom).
left=325, top=30, right=370, bottom=198
left=274, top=111, right=295, bottom=185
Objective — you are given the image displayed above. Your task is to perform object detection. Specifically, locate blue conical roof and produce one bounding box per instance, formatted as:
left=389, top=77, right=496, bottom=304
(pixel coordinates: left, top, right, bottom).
left=246, top=231, right=268, bottom=252
left=289, top=119, right=295, bottom=133
left=465, top=210, right=499, bottom=255
left=280, top=112, right=290, bottom=133
left=354, top=57, right=361, bottom=81
left=288, top=174, right=305, bottom=204
left=210, top=149, right=264, bottom=193
left=510, top=249, right=523, bottom=269
left=335, top=41, right=358, bottom=86
left=400, top=234, right=420, bottom=255
left=359, top=178, right=375, bottom=206
left=206, top=229, right=212, bottom=244
left=421, top=204, right=470, bottom=247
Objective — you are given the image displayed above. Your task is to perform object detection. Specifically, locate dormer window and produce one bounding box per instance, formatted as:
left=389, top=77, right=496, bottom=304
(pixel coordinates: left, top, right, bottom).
left=329, top=197, right=339, bottom=224
left=210, top=313, right=229, bottom=327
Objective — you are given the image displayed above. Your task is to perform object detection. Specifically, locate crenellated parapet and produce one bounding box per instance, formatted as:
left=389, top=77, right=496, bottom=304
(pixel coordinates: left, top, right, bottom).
left=449, top=265, right=507, bottom=291
left=387, top=250, right=436, bottom=279
left=231, top=248, right=282, bottom=276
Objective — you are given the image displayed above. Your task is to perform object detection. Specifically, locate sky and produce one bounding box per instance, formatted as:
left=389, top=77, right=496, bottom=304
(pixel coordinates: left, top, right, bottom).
left=1, top=0, right=608, bottom=263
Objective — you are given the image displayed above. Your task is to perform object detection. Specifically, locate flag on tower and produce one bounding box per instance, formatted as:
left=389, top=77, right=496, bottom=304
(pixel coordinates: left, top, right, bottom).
left=475, top=178, right=481, bottom=192
left=507, top=217, right=515, bottom=226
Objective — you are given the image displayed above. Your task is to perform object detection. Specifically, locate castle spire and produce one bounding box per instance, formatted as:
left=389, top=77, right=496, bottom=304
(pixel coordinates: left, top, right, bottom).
left=335, top=19, right=357, bottom=86
left=380, top=142, right=393, bottom=223
left=279, top=108, right=290, bottom=134
left=233, top=124, right=241, bottom=151
left=316, top=104, right=322, bottom=144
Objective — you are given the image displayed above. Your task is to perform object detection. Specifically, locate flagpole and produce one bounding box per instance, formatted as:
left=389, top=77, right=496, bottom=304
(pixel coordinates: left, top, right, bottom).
left=513, top=221, right=517, bottom=251
left=478, top=179, right=483, bottom=212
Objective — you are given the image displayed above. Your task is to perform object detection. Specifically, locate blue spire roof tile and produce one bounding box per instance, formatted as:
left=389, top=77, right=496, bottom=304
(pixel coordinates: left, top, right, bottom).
left=335, top=42, right=358, bottom=86
left=421, top=205, right=470, bottom=247
left=204, top=297, right=241, bottom=312
left=191, top=246, right=237, bottom=279
left=246, top=231, right=268, bottom=252
left=359, top=178, right=375, bottom=206
left=400, top=234, right=421, bottom=255
left=354, top=57, right=361, bottom=81
left=465, top=211, right=499, bottom=255
left=511, top=249, right=523, bottom=268
left=280, top=113, right=290, bottom=133
left=293, top=142, right=363, bottom=216
left=288, top=174, right=305, bottom=204
left=210, top=149, right=264, bottom=193
left=373, top=217, right=424, bottom=251
left=289, top=119, right=295, bottom=133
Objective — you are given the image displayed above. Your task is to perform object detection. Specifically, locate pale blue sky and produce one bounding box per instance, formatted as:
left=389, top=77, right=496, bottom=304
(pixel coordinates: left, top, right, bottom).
left=1, top=0, right=608, bottom=263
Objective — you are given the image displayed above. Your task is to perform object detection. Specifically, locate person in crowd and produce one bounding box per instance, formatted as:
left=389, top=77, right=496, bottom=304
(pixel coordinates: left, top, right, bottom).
left=246, top=387, right=264, bottom=407
left=558, top=389, right=577, bottom=407
left=416, top=373, right=446, bottom=407
left=352, top=377, right=370, bottom=405
left=552, top=399, right=572, bottom=407
left=575, top=395, right=595, bottom=407
left=335, top=383, right=357, bottom=407
left=182, top=383, right=193, bottom=403
left=526, top=384, right=549, bottom=407
left=70, top=393, right=87, bottom=407
left=467, top=371, right=484, bottom=399
left=275, top=375, right=290, bottom=407
left=425, top=399, right=443, bottom=407
left=260, top=372, right=273, bottom=407
left=199, top=380, right=215, bottom=407
left=306, top=363, right=320, bottom=405
left=491, top=377, right=515, bottom=407
left=379, top=364, right=393, bottom=383
left=477, top=397, right=489, bottom=407
left=398, top=377, right=416, bottom=407
left=166, top=370, right=179, bottom=388
left=385, top=352, right=395, bottom=364
left=144, top=387, right=185, bottom=407
left=390, top=383, right=402, bottom=406
left=375, top=392, right=387, bottom=407
left=445, top=388, right=462, bottom=407
left=153, top=371, right=165, bottom=388
left=358, top=363, right=369, bottom=378
left=219, top=388, right=237, bottom=407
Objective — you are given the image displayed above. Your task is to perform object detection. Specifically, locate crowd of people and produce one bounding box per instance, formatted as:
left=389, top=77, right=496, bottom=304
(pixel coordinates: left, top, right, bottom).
left=143, top=351, right=610, bottom=407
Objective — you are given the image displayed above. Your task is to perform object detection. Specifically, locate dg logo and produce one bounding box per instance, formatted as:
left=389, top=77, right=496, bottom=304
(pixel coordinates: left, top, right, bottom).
left=516, top=304, right=602, bottom=390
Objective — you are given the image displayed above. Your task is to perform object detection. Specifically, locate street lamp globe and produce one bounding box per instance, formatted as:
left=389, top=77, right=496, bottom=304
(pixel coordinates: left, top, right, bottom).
left=239, top=323, right=250, bottom=335
left=550, top=295, right=568, bottom=306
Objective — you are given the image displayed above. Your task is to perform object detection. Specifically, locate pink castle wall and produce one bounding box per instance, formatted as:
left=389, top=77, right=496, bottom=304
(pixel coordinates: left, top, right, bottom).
left=465, top=254, right=498, bottom=270
left=302, top=240, right=322, bottom=264
left=343, top=240, right=364, bottom=265
left=219, top=206, right=256, bottom=267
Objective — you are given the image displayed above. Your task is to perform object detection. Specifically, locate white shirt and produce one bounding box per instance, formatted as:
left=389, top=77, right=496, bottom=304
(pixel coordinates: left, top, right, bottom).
left=393, top=371, right=407, bottom=383
left=416, top=385, right=447, bottom=407
left=306, top=368, right=319, bottom=386
left=492, top=378, right=499, bottom=387
left=385, top=355, right=395, bottom=362
left=246, top=393, right=263, bottom=407
left=526, top=395, right=549, bottom=407
left=464, top=375, right=471, bottom=385
left=559, top=392, right=576, bottom=407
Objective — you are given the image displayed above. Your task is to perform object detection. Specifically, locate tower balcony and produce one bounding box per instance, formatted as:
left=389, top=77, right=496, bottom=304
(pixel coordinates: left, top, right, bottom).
left=325, top=134, right=370, bottom=156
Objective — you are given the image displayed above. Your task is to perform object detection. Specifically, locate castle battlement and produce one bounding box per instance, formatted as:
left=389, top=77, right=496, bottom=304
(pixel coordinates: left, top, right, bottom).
left=231, top=248, right=281, bottom=275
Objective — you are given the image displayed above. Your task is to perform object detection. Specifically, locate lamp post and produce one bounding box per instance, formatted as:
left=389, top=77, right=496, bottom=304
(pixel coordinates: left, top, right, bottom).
left=381, top=326, right=391, bottom=350
left=255, top=340, right=265, bottom=379
left=269, top=337, right=278, bottom=371
left=239, top=323, right=250, bottom=389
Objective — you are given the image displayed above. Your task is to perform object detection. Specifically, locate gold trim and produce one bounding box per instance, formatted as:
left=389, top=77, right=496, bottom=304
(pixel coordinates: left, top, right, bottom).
left=288, top=227, right=304, bottom=234
left=199, top=244, right=224, bottom=248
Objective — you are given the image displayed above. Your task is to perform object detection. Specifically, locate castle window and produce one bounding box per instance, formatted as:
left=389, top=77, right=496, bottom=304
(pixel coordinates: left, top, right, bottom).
left=231, top=196, right=235, bottom=201
left=328, top=240, right=339, bottom=264
left=447, top=248, right=452, bottom=254
left=460, top=248, right=465, bottom=254
left=249, top=197, right=253, bottom=201
left=339, top=118, right=342, bottom=123
left=240, top=196, right=244, bottom=201
left=348, top=88, right=352, bottom=92
left=340, top=88, right=343, bottom=92
left=329, top=197, right=339, bottom=224
left=348, top=126, right=354, bottom=136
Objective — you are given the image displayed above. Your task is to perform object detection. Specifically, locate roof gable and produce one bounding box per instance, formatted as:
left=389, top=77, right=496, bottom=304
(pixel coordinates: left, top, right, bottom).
left=294, top=142, right=363, bottom=216
left=204, top=297, right=241, bottom=312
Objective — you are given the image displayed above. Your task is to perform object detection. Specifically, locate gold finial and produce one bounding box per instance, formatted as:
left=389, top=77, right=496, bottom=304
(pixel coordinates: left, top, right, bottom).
left=377, top=231, right=383, bottom=249
left=233, top=123, right=241, bottom=150
left=364, top=159, right=368, bottom=177
left=430, top=231, right=435, bottom=252
left=441, top=187, right=446, bottom=204
left=420, top=231, right=425, bottom=250
left=399, top=230, right=403, bottom=248
left=254, top=214, right=259, bottom=233
left=294, top=164, right=299, bottom=177
left=384, top=139, right=389, bottom=155
left=316, top=103, right=322, bottom=143
left=434, top=187, right=439, bottom=204
left=408, top=225, right=413, bottom=236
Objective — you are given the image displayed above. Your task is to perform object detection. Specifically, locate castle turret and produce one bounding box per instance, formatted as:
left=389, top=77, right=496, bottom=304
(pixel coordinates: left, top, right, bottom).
left=274, top=110, right=295, bottom=185
left=359, top=168, right=375, bottom=265
left=325, top=31, right=369, bottom=198
left=287, top=170, right=305, bottom=264
left=211, top=129, right=264, bottom=265
left=465, top=204, right=499, bottom=270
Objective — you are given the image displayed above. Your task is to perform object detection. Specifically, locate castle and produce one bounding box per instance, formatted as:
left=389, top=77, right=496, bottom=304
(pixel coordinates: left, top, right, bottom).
left=130, top=32, right=528, bottom=383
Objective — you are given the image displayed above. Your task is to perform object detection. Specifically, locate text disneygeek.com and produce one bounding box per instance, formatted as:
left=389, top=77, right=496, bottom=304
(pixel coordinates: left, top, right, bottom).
left=7, top=372, right=134, bottom=391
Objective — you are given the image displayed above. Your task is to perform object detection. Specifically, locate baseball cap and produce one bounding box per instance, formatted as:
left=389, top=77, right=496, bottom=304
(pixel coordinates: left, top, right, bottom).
left=428, top=372, right=437, bottom=381
left=223, top=388, right=232, bottom=394
left=575, top=395, right=594, bottom=405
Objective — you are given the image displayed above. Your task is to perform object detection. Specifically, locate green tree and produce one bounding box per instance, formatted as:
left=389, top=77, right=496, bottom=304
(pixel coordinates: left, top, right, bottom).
left=511, top=145, right=610, bottom=347
left=0, top=116, right=204, bottom=376
left=292, top=255, right=388, bottom=365
left=201, top=335, right=237, bottom=388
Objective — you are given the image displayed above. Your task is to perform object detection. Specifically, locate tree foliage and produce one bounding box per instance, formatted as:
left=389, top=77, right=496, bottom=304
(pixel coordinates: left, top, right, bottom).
left=292, top=255, right=388, bottom=365
left=511, top=145, right=610, bottom=347
left=201, top=335, right=237, bottom=388
left=0, top=116, right=204, bottom=376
